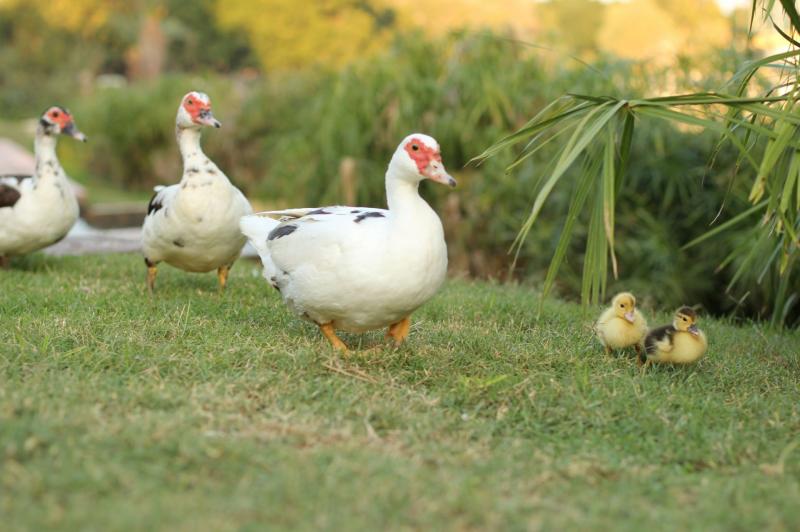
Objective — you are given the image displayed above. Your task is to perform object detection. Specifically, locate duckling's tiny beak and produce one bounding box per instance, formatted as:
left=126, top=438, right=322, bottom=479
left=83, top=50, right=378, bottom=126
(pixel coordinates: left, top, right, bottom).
left=688, top=324, right=699, bottom=336
left=63, top=122, right=87, bottom=142
left=624, top=311, right=635, bottom=323
left=197, top=108, right=221, bottom=128
left=423, top=161, right=456, bottom=188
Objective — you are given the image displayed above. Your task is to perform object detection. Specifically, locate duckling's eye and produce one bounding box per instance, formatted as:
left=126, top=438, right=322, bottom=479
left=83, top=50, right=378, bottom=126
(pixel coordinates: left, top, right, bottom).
left=619, top=304, right=624, bottom=308
left=411, top=144, right=419, bottom=151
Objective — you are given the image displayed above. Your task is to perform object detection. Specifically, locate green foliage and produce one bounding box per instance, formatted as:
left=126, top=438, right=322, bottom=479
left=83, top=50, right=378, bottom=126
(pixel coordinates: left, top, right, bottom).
left=476, top=3, right=800, bottom=326
left=58, top=33, right=785, bottom=322
left=67, top=76, right=238, bottom=189
left=1, top=254, right=799, bottom=529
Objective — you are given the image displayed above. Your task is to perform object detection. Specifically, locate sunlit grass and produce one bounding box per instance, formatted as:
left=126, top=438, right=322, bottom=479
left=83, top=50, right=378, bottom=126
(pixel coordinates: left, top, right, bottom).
left=1, top=254, right=798, bottom=530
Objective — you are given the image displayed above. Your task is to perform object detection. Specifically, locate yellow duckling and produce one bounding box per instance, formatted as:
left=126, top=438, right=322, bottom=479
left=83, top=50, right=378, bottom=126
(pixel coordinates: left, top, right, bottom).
left=641, top=306, right=707, bottom=365
left=595, top=292, right=648, bottom=356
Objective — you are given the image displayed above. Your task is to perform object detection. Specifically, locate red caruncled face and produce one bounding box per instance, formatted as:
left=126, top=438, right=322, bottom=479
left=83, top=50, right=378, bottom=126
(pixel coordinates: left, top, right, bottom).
left=182, top=94, right=211, bottom=124
left=404, top=137, right=441, bottom=174
left=45, top=107, right=73, bottom=128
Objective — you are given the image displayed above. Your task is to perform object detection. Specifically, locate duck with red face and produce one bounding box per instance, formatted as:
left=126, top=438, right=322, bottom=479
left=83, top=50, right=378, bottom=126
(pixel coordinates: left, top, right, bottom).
left=141, top=91, right=253, bottom=292
left=0, top=106, right=87, bottom=267
left=240, top=133, right=457, bottom=352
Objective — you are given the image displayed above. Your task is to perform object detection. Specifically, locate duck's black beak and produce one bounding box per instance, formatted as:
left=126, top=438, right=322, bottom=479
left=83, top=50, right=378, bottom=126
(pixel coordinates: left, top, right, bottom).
left=63, top=122, right=87, bottom=142
left=198, top=108, right=221, bottom=128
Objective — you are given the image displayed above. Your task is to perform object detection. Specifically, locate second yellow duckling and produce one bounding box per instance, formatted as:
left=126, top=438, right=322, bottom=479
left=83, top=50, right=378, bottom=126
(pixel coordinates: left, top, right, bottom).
left=595, top=292, right=648, bottom=356
left=641, top=306, right=707, bottom=365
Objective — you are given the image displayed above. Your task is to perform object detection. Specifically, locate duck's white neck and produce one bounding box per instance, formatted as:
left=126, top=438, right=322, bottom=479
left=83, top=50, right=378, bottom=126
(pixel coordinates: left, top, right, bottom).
left=386, top=165, right=428, bottom=215
left=33, top=129, right=62, bottom=178
left=176, top=126, right=205, bottom=167
left=34, top=131, right=58, bottom=163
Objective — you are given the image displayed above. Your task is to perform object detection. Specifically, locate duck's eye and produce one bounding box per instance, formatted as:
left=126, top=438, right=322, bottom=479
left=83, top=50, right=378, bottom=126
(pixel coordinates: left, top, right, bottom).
left=411, top=144, right=419, bottom=151
left=187, top=99, right=194, bottom=106
left=52, top=111, right=60, bottom=118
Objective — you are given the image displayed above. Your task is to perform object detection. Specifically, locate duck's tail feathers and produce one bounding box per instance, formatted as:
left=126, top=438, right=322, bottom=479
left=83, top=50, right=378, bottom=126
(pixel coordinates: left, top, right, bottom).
left=240, top=215, right=279, bottom=263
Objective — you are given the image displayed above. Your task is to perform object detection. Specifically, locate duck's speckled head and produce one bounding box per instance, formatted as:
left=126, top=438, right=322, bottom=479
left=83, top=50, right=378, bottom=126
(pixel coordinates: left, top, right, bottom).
left=673, top=306, right=699, bottom=336
left=611, top=292, right=637, bottom=323
left=391, top=134, right=456, bottom=188
left=176, top=91, right=220, bottom=129
left=39, top=106, right=86, bottom=142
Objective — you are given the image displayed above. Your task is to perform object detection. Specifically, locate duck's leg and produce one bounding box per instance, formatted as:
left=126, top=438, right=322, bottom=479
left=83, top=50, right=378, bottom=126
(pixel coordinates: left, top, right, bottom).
left=386, top=316, right=411, bottom=347
left=319, top=322, right=348, bottom=352
left=145, top=258, right=158, bottom=294
left=217, top=264, right=231, bottom=291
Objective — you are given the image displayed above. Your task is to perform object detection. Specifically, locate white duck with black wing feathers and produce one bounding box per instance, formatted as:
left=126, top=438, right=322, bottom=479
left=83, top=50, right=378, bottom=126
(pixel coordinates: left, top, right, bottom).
left=142, top=91, right=252, bottom=291
left=240, top=134, right=456, bottom=351
left=0, top=106, right=87, bottom=267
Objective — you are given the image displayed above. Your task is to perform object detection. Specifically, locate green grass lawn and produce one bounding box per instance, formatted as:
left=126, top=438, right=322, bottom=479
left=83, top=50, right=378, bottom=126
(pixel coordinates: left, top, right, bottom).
left=1, top=254, right=798, bottom=531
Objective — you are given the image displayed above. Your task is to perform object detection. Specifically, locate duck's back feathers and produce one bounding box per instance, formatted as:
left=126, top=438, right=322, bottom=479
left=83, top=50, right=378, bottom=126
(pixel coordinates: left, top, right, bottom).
left=0, top=175, right=35, bottom=209
left=0, top=183, right=22, bottom=208
left=257, top=206, right=387, bottom=223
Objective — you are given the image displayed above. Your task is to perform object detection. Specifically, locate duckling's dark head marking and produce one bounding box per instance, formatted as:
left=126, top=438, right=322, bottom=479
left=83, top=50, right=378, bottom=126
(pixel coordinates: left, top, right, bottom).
left=674, top=306, right=699, bottom=333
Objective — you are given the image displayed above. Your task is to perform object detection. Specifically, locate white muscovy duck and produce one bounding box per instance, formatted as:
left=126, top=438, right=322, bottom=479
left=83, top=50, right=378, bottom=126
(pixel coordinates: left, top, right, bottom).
left=142, top=91, right=253, bottom=292
left=0, top=106, right=87, bottom=268
left=240, top=133, right=456, bottom=351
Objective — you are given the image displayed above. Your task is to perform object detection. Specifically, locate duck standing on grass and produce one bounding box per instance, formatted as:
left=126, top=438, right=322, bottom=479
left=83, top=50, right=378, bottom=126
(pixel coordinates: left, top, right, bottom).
left=241, top=134, right=455, bottom=352
left=0, top=107, right=87, bottom=268
left=595, top=292, right=648, bottom=357
left=641, top=306, right=707, bottom=366
left=141, top=91, right=252, bottom=292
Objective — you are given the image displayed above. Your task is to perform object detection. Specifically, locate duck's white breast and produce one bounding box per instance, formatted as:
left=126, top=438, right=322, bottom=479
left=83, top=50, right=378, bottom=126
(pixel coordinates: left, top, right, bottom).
left=142, top=174, right=252, bottom=272
left=0, top=174, right=78, bottom=255
left=270, top=209, right=447, bottom=332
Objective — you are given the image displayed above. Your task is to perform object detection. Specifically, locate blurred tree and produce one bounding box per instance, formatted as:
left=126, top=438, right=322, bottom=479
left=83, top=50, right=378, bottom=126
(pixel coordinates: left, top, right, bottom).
left=387, top=0, right=539, bottom=39
left=214, top=0, right=397, bottom=70
left=0, top=0, right=118, bottom=35
left=537, top=0, right=607, bottom=56
left=126, top=10, right=167, bottom=81
left=598, top=0, right=731, bottom=61
left=162, top=0, right=257, bottom=73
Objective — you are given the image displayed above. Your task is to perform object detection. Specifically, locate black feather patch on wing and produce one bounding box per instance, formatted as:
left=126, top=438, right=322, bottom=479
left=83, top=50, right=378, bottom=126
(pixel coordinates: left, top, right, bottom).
left=147, top=192, right=163, bottom=215
left=0, top=184, right=22, bottom=208
left=644, top=325, right=676, bottom=356
left=268, top=224, right=298, bottom=241
left=307, top=208, right=331, bottom=215
left=354, top=211, right=385, bottom=223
